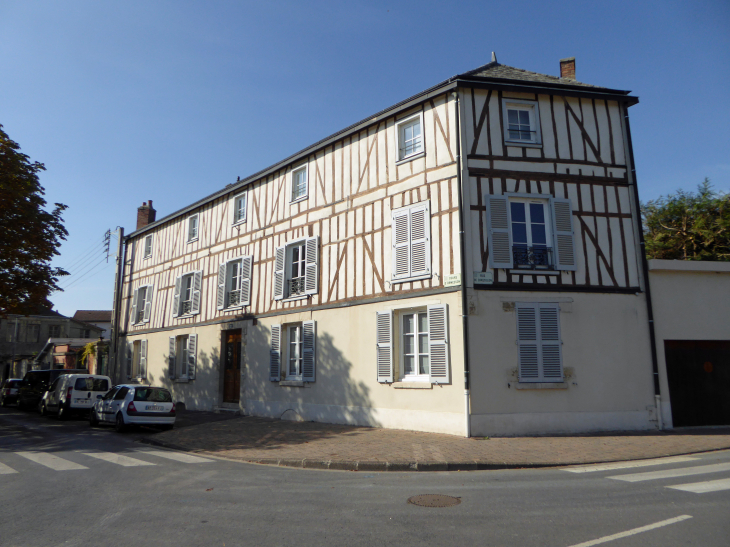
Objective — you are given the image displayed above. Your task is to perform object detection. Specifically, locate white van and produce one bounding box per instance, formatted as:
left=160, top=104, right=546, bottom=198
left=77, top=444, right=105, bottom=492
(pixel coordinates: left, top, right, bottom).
left=41, top=374, right=112, bottom=419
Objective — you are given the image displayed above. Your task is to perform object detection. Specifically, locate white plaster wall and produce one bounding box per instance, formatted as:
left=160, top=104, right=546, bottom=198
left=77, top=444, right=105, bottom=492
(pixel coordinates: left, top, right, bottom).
left=467, top=290, right=657, bottom=436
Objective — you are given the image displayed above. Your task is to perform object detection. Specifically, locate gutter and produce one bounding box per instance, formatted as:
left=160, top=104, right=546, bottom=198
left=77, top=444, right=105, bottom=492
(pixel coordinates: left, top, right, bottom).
left=622, top=104, right=663, bottom=430
left=453, top=90, right=471, bottom=438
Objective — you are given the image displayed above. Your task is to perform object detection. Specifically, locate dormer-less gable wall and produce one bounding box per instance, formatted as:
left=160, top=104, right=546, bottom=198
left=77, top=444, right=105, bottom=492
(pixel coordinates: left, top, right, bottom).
left=122, top=93, right=462, bottom=332
left=463, top=87, right=642, bottom=291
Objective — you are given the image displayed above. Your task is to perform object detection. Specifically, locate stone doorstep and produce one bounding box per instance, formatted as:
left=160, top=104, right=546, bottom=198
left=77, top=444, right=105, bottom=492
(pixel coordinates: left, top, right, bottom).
left=213, top=405, right=242, bottom=415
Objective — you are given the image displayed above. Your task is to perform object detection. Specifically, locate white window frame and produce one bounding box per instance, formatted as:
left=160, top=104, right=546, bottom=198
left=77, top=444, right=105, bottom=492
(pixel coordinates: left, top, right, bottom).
left=286, top=324, right=304, bottom=380
left=187, top=214, right=199, bottom=243
left=173, top=272, right=202, bottom=318
left=290, top=165, right=308, bottom=204
left=127, top=339, right=147, bottom=380
left=218, top=256, right=252, bottom=310
left=232, top=191, right=247, bottom=225
left=395, top=112, right=425, bottom=163
left=509, top=197, right=553, bottom=271
left=501, top=98, right=542, bottom=146
left=176, top=335, right=190, bottom=379
left=131, top=284, right=153, bottom=325
left=399, top=309, right=430, bottom=382
left=274, top=236, right=319, bottom=301
left=391, top=200, right=432, bottom=284
left=143, top=235, right=153, bottom=259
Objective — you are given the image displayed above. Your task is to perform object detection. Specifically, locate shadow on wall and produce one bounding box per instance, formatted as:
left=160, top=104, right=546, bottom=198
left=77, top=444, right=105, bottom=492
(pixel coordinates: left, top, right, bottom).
left=245, top=323, right=383, bottom=429
left=147, top=346, right=221, bottom=412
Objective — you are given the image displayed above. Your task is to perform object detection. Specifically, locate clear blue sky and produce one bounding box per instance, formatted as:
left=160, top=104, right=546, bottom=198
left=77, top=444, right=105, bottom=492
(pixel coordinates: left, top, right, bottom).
left=1, top=0, right=728, bottom=317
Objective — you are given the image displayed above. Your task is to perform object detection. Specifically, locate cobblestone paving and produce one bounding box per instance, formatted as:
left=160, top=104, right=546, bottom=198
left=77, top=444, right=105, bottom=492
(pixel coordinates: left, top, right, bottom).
left=142, top=415, right=730, bottom=471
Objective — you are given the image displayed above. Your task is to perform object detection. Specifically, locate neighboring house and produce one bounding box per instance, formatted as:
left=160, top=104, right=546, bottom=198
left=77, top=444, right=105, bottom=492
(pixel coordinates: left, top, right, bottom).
left=72, top=310, right=112, bottom=338
left=0, top=308, right=103, bottom=380
left=33, top=337, right=108, bottom=374
left=112, top=56, right=669, bottom=436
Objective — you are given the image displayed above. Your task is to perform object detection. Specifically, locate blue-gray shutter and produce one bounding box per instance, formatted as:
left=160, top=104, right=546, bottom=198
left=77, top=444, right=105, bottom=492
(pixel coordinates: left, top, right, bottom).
left=516, top=304, right=539, bottom=382
left=551, top=198, right=577, bottom=271
left=130, top=289, right=139, bottom=326
left=168, top=336, right=176, bottom=379
left=269, top=324, right=281, bottom=381
left=139, top=339, right=147, bottom=379
left=391, top=209, right=410, bottom=280
left=409, top=203, right=431, bottom=278
left=304, top=237, right=319, bottom=295
left=486, top=195, right=514, bottom=269
left=217, top=262, right=227, bottom=310
left=273, top=247, right=285, bottom=300
left=187, top=333, right=197, bottom=380
left=241, top=255, right=253, bottom=306
left=172, top=276, right=182, bottom=318
left=376, top=310, right=393, bottom=383
left=428, top=304, right=449, bottom=383
left=302, top=320, right=315, bottom=382
left=539, top=304, right=563, bottom=380
left=142, top=285, right=153, bottom=324
left=191, top=271, right=202, bottom=315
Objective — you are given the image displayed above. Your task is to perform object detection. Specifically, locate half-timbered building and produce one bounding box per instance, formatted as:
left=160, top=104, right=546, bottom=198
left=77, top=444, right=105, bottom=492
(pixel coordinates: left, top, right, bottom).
left=112, top=55, right=660, bottom=436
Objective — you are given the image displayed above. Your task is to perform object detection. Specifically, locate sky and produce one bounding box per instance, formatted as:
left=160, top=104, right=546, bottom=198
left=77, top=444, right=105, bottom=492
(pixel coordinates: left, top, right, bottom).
left=1, top=0, right=728, bottom=317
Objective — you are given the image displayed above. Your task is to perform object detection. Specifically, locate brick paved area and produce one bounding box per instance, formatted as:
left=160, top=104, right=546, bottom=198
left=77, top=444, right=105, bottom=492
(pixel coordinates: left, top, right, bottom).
left=138, top=414, right=730, bottom=471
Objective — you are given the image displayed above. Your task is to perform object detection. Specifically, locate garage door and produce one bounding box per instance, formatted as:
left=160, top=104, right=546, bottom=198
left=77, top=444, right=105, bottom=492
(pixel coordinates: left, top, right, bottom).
left=665, top=340, right=730, bottom=427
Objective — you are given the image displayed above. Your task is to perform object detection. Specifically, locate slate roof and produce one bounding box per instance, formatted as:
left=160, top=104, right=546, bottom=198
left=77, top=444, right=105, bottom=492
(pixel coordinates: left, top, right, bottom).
left=459, top=61, right=623, bottom=92
left=72, top=310, right=112, bottom=322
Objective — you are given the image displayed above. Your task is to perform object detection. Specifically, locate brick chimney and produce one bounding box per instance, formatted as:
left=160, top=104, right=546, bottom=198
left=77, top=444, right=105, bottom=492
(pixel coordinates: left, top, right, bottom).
left=136, top=200, right=156, bottom=230
left=560, top=57, right=576, bottom=80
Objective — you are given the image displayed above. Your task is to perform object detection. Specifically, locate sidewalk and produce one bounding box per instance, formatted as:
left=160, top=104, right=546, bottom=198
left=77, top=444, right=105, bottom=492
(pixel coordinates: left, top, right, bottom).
left=137, top=413, right=730, bottom=471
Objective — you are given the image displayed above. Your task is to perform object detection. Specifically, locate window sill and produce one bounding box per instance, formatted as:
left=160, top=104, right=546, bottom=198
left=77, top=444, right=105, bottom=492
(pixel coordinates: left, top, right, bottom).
left=174, top=378, right=190, bottom=384
left=393, top=382, right=432, bottom=389
left=279, top=380, right=304, bottom=387
left=396, top=152, right=425, bottom=165
left=289, top=196, right=308, bottom=205
left=143, top=256, right=151, bottom=260
left=232, top=219, right=246, bottom=227
left=514, top=382, right=567, bottom=390
left=511, top=269, right=561, bottom=276
left=186, top=239, right=198, bottom=244
left=391, top=273, right=432, bottom=285
left=504, top=141, right=543, bottom=149
left=282, top=295, right=308, bottom=302
left=175, top=313, right=198, bottom=319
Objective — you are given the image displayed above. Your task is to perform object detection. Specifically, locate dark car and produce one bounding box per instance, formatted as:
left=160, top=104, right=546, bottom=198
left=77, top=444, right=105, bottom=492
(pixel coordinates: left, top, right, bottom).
left=17, top=369, right=88, bottom=411
left=1, top=379, right=23, bottom=406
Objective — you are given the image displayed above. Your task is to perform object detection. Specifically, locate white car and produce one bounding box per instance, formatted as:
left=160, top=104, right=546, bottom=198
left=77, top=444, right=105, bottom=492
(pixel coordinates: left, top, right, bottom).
left=40, top=374, right=112, bottom=419
left=90, top=384, right=176, bottom=432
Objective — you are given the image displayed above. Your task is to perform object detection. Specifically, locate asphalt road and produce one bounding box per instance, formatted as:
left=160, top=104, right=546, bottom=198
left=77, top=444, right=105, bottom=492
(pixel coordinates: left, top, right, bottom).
left=1, top=406, right=729, bottom=547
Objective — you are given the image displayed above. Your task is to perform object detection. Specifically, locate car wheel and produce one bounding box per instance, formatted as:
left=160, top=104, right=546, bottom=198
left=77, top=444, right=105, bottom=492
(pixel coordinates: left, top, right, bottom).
left=57, top=402, right=66, bottom=420
left=115, top=412, right=126, bottom=433
left=89, top=409, right=98, bottom=427
left=1, top=397, right=7, bottom=407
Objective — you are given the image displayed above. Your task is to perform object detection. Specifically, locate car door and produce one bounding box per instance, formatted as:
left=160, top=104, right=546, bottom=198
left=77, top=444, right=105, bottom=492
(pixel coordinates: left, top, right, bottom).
left=109, top=387, right=129, bottom=420
left=46, top=378, right=62, bottom=410
left=99, top=387, right=119, bottom=422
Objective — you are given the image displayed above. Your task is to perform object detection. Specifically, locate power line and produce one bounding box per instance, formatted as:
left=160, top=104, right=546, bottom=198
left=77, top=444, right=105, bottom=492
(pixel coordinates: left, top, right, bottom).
left=61, top=241, right=106, bottom=273
left=61, top=252, right=109, bottom=284
left=60, top=237, right=107, bottom=270
left=60, top=257, right=112, bottom=291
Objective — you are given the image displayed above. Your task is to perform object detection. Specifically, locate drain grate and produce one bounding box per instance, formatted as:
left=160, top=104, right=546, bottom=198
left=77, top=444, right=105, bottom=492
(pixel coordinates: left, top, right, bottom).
left=408, top=494, right=461, bottom=508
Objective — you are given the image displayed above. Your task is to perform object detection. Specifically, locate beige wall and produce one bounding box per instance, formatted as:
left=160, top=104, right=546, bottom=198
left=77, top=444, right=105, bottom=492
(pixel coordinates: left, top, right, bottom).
left=467, top=289, right=657, bottom=435
left=125, top=290, right=467, bottom=435
left=648, top=260, right=730, bottom=428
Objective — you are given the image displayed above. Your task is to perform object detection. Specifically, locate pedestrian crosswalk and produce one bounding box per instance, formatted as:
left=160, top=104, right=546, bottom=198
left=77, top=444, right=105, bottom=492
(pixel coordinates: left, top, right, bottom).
left=563, top=453, right=730, bottom=494
left=0, top=449, right=214, bottom=474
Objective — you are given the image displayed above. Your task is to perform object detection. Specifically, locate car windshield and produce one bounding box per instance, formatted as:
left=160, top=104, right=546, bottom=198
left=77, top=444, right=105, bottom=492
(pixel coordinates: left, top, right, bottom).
left=133, top=388, right=172, bottom=403
left=74, top=378, right=109, bottom=391
left=6, top=380, right=22, bottom=388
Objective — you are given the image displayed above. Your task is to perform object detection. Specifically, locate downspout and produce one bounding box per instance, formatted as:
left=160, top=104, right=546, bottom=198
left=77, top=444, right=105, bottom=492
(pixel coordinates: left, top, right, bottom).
left=453, top=90, right=471, bottom=438
left=622, top=104, right=663, bottom=430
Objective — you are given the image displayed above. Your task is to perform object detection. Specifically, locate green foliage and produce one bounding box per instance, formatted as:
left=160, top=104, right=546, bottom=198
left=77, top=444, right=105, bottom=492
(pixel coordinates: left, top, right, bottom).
left=642, top=178, right=730, bottom=261
left=0, top=124, right=69, bottom=315
left=80, top=342, right=96, bottom=366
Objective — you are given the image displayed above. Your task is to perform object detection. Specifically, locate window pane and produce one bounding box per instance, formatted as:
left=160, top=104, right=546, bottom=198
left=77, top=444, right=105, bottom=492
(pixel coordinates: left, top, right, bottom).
left=403, top=334, right=414, bottom=354
left=418, top=333, right=428, bottom=354
left=531, top=224, right=547, bottom=245
left=529, top=203, right=545, bottom=224
left=419, top=355, right=430, bottom=375
left=403, top=355, right=414, bottom=375
left=512, top=223, right=527, bottom=244
left=418, top=313, right=428, bottom=333
left=510, top=202, right=526, bottom=223
left=508, top=110, right=518, bottom=124
left=402, top=314, right=414, bottom=334
left=412, top=121, right=420, bottom=137
left=519, top=110, right=530, bottom=125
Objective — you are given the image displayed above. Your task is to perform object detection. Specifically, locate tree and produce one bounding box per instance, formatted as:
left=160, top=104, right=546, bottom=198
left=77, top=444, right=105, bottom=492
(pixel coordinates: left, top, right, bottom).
left=642, top=178, right=730, bottom=261
left=0, top=123, right=68, bottom=315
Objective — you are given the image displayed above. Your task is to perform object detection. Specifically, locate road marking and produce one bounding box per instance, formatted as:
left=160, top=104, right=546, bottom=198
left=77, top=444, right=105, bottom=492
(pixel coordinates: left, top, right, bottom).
left=138, top=449, right=213, bottom=464
left=667, top=478, right=730, bottom=494
left=566, top=515, right=692, bottom=547
left=82, top=452, right=156, bottom=467
left=563, top=456, right=699, bottom=473
left=608, top=462, right=730, bottom=482
left=16, top=452, right=88, bottom=471
left=0, top=461, right=18, bottom=474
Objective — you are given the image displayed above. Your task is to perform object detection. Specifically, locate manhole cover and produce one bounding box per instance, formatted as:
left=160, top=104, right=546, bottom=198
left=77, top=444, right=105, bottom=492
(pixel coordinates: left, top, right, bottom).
left=408, top=494, right=461, bottom=508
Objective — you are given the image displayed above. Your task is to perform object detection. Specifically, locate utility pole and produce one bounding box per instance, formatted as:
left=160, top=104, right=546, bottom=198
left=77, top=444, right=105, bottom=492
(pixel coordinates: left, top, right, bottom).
left=109, top=227, right=125, bottom=383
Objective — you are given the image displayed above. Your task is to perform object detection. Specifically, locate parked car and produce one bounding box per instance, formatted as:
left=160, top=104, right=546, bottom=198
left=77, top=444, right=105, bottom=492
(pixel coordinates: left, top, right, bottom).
left=90, top=385, right=176, bottom=432
left=1, top=379, right=23, bottom=406
left=40, top=374, right=112, bottom=419
left=17, top=369, right=88, bottom=410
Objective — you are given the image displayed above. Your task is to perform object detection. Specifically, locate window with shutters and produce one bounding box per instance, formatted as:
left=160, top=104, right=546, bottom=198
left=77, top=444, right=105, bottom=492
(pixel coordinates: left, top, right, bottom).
left=270, top=321, right=316, bottom=382
left=486, top=194, right=576, bottom=272
left=48, top=325, right=61, bottom=338
left=176, top=335, right=190, bottom=379
left=218, top=256, right=252, bottom=310
left=396, top=113, right=424, bottom=162
left=391, top=201, right=431, bottom=283
left=143, top=235, right=153, bottom=259
left=232, top=191, right=247, bottom=225
left=131, top=285, right=153, bottom=325
left=376, top=304, right=449, bottom=384
left=168, top=333, right=196, bottom=381
left=128, top=339, right=147, bottom=380
left=290, top=165, right=308, bottom=203
left=173, top=271, right=202, bottom=317
left=501, top=98, right=542, bottom=146
left=187, top=214, right=199, bottom=243
left=274, top=237, right=319, bottom=301
left=516, top=303, right=563, bottom=383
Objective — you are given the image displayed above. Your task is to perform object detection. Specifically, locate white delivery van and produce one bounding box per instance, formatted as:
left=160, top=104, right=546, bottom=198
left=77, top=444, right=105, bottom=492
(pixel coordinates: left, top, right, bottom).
left=41, top=374, right=112, bottom=419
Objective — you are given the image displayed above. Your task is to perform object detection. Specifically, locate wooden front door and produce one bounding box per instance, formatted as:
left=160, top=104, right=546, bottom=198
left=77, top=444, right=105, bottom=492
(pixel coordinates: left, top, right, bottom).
left=223, top=330, right=242, bottom=403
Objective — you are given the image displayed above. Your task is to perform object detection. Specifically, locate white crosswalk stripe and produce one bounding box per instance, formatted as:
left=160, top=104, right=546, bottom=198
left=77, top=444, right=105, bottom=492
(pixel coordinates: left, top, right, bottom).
left=563, top=455, right=699, bottom=473
left=138, top=449, right=214, bottom=464
left=16, top=451, right=88, bottom=471
left=0, top=461, right=18, bottom=474
left=608, top=462, right=730, bottom=483
left=81, top=452, right=156, bottom=467
left=667, top=477, right=730, bottom=494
